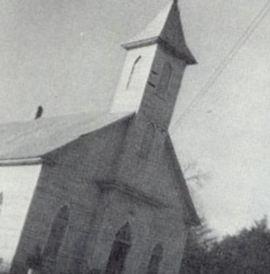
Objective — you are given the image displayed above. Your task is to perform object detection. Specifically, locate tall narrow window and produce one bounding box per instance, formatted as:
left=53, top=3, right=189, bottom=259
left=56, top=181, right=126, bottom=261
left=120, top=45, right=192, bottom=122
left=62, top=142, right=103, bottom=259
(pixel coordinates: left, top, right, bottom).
left=26, top=245, right=42, bottom=273
left=156, top=62, right=172, bottom=97
left=43, top=205, right=69, bottom=260
left=105, top=222, right=131, bottom=274
left=126, top=56, right=142, bottom=89
left=147, top=244, right=163, bottom=274
left=138, top=123, right=155, bottom=159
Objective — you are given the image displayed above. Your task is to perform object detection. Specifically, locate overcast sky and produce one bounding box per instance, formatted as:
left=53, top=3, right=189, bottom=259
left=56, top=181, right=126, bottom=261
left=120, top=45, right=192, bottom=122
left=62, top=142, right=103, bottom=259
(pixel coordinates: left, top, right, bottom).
left=0, top=0, right=269, bottom=236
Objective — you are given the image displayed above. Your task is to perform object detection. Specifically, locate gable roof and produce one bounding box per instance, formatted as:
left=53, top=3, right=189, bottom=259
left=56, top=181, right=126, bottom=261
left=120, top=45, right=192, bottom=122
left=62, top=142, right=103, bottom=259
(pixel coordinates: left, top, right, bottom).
left=165, top=135, right=200, bottom=226
left=122, top=0, right=196, bottom=64
left=0, top=111, right=199, bottom=225
left=0, top=112, right=133, bottom=162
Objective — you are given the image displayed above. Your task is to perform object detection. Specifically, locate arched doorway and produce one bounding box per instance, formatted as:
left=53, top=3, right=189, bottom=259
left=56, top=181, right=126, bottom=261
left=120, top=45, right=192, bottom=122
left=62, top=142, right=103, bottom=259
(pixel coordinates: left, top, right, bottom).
left=147, top=244, right=163, bottom=274
left=105, top=222, right=131, bottom=274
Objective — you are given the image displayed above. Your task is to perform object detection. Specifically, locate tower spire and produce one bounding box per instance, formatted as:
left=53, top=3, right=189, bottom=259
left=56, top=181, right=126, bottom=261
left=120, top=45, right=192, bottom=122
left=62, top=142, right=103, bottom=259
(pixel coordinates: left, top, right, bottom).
left=122, top=0, right=196, bottom=64
left=111, top=0, right=197, bottom=121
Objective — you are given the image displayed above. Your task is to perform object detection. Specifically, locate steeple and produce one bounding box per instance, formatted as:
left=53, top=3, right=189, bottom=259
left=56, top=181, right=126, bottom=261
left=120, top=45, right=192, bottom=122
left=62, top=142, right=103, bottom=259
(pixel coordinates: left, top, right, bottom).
left=122, top=0, right=196, bottom=64
left=111, top=0, right=196, bottom=129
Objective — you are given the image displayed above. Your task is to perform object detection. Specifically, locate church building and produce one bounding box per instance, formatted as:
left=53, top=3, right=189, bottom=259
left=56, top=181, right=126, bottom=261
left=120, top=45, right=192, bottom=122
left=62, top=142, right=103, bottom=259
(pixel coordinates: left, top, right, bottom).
left=0, top=1, right=199, bottom=273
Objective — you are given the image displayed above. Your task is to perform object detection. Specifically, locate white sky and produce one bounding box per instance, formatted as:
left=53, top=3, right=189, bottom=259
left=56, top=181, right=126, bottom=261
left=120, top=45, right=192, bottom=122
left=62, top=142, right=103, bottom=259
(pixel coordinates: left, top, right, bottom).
left=0, top=0, right=269, bottom=236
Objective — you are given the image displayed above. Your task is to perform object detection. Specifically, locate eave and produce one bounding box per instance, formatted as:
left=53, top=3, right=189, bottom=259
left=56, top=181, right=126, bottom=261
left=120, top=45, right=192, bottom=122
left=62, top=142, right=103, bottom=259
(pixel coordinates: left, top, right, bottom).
left=0, top=156, right=56, bottom=167
left=122, top=37, right=197, bottom=65
left=0, top=157, right=42, bottom=167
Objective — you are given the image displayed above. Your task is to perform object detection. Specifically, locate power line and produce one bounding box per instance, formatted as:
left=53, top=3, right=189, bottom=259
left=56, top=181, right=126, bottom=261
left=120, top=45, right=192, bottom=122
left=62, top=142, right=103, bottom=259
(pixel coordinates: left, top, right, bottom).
left=170, top=1, right=270, bottom=134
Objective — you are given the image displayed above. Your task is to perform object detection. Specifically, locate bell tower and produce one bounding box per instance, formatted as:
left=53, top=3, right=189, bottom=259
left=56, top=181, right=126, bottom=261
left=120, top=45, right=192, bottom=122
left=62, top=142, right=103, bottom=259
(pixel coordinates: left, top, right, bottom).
left=110, top=0, right=196, bottom=129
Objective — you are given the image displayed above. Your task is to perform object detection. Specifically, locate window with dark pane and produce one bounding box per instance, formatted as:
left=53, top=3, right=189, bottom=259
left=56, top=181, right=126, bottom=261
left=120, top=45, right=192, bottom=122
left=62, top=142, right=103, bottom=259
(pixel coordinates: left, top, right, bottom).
left=105, top=223, right=131, bottom=274
left=147, top=244, right=163, bottom=274
left=43, top=205, right=69, bottom=260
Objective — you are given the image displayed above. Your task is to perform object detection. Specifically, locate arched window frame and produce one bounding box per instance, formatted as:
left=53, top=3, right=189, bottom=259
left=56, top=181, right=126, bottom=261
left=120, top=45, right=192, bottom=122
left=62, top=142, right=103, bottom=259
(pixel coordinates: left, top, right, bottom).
left=156, top=62, right=172, bottom=98
left=43, top=205, right=70, bottom=260
left=126, top=56, right=142, bottom=89
left=147, top=243, right=164, bottom=274
left=105, top=222, right=132, bottom=274
left=26, top=245, right=42, bottom=272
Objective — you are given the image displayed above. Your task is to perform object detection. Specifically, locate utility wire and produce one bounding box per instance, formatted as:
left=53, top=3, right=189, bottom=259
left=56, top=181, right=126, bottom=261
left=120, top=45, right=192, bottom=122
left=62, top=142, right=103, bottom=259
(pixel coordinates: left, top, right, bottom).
left=170, top=1, right=270, bottom=134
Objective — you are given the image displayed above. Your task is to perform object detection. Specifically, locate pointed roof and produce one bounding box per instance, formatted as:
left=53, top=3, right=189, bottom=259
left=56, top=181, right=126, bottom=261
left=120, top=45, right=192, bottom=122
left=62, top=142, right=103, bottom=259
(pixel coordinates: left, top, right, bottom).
left=122, top=0, right=196, bottom=64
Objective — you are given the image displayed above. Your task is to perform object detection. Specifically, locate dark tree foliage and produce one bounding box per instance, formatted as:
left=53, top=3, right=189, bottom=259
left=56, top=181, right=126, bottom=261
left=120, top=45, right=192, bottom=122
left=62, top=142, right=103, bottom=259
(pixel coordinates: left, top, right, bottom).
left=180, top=220, right=214, bottom=274
left=180, top=217, right=270, bottom=274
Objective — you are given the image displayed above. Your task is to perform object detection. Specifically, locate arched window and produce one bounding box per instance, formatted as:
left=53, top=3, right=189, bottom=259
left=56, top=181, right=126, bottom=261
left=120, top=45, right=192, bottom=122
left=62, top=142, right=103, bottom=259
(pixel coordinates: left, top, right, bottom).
left=26, top=245, right=42, bottom=273
left=126, top=56, right=142, bottom=89
left=43, top=205, right=69, bottom=260
left=105, top=222, right=131, bottom=274
left=138, top=123, right=155, bottom=159
left=147, top=244, right=163, bottom=274
left=156, top=62, right=172, bottom=97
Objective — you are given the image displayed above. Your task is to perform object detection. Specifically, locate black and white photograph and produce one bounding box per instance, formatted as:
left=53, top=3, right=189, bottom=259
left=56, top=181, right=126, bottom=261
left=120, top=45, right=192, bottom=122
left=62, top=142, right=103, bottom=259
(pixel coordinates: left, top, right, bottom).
left=0, top=0, right=269, bottom=273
